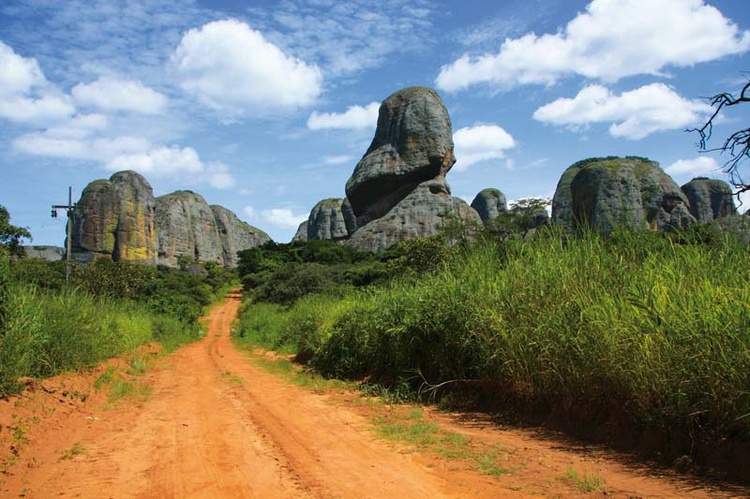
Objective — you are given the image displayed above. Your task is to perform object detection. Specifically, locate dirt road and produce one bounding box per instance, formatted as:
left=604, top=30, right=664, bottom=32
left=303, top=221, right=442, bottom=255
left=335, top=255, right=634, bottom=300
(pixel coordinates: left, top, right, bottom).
left=0, top=293, right=744, bottom=497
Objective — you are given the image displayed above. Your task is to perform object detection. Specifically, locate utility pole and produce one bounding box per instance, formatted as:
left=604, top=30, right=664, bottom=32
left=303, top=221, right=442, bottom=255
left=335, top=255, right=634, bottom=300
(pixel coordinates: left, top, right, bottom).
left=51, top=186, right=76, bottom=285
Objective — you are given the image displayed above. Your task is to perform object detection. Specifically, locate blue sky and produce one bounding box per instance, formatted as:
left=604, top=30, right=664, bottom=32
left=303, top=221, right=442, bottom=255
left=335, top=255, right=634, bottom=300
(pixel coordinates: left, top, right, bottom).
left=1, top=0, right=749, bottom=245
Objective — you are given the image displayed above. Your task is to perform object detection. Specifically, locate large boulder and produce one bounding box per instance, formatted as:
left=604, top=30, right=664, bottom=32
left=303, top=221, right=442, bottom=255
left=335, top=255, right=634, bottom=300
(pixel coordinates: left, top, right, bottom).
left=307, top=198, right=350, bottom=241
left=156, top=191, right=223, bottom=267
left=345, top=179, right=481, bottom=252
left=23, top=245, right=64, bottom=261
left=681, top=178, right=736, bottom=222
left=471, top=188, right=507, bottom=222
left=71, top=171, right=157, bottom=263
left=345, top=87, right=456, bottom=227
left=211, top=205, right=271, bottom=267
left=552, top=157, right=695, bottom=234
left=292, top=221, right=308, bottom=243
left=712, top=214, right=750, bottom=245
left=110, top=171, right=158, bottom=262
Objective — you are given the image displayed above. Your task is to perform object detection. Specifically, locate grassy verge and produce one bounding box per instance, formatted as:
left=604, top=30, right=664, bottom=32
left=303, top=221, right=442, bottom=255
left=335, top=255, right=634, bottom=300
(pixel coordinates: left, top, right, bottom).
left=235, top=228, right=750, bottom=471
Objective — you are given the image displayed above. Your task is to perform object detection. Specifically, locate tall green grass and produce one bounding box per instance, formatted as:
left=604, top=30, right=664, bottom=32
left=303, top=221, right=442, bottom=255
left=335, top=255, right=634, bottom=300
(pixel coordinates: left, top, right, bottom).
left=237, top=228, right=750, bottom=444
left=0, top=248, right=203, bottom=396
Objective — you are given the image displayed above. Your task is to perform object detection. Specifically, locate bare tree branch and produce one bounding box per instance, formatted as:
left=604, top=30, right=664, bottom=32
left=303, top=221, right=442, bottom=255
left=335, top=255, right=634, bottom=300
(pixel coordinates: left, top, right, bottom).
left=687, top=78, right=750, bottom=199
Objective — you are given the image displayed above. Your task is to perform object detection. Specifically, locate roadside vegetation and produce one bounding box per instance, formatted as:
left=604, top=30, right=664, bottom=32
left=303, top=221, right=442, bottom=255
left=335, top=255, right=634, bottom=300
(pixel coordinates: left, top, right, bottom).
left=0, top=206, right=238, bottom=397
left=234, top=218, right=750, bottom=471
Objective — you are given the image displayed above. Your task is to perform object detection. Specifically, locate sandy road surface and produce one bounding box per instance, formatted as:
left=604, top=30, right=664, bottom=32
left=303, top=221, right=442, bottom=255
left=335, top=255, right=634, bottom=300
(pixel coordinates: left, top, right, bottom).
left=1, top=292, right=746, bottom=498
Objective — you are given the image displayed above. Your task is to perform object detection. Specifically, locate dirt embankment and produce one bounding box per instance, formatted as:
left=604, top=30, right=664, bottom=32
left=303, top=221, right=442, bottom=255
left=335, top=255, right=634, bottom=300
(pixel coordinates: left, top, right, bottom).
left=0, top=292, right=745, bottom=497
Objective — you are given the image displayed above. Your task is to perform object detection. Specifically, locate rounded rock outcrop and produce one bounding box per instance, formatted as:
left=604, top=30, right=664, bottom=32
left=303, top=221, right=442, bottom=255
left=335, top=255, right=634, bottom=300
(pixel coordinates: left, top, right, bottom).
left=307, top=198, right=350, bottom=241
left=681, top=177, right=736, bottom=223
left=552, top=156, right=695, bottom=234
left=345, top=87, right=456, bottom=227
left=471, top=188, right=507, bottom=222
left=71, top=171, right=157, bottom=263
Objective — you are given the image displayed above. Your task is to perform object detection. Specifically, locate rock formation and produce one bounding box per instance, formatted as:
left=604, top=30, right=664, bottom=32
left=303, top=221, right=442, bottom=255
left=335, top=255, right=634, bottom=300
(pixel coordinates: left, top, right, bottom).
left=552, top=157, right=695, bottom=234
left=72, top=171, right=269, bottom=267
left=681, top=178, right=736, bottom=223
left=347, top=180, right=479, bottom=252
left=211, top=205, right=271, bottom=267
left=155, top=191, right=224, bottom=267
left=471, top=188, right=507, bottom=222
left=306, top=198, right=350, bottom=241
left=71, top=171, right=157, bottom=264
left=23, top=245, right=64, bottom=261
left=345, top=87, right=457, bottom=228
left=713, top=214, right=750, bottom=245
left=292, top=221, right=309, bottom=243
left=343, top=87, right=480, bottom=251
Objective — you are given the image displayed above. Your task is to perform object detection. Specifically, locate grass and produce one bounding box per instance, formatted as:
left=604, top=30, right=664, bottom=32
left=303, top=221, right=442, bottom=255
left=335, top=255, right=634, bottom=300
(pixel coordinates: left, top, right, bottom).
left=235, top=227, right=750, bottom=463
left=564, top=467, right=605, bottom=493
left=60, top=442, right=87, bottom=460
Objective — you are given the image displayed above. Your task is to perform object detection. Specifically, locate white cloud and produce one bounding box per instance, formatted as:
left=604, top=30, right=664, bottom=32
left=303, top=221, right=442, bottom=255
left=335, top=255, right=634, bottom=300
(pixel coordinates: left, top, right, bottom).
left=436, top=0, right=750, bottom=92
left=13, top=132, right=150, bottom=161
left=0, top=93, right=75, bottom=125
left=244, top=206, right=308, bottom=229
left=172, top=19, right=323, bottom=116
left=0, top=41, right=75, bottom=125
left=453, top=124, right=516, bottom=171
left=72, top=77, right=168, bottom=114
left=0, top=40, right=47, bottom=97
left=104, top=146, right=236, bottom=189
left=666, top=156, right=721, bottom=177
left=533, top=83, right=711, bottom=139
left=307, top=102, right=379, bottom=130
left=322, top=155, right=355, bottom=165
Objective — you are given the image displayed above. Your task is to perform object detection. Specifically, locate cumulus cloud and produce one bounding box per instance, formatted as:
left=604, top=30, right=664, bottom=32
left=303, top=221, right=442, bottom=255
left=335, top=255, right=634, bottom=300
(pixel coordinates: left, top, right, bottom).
left=436, top=0, right=750, bottom=92
left=307, top=102, right=379, bottom=130
left=104, top=146, right=236, bottom=189
left=13, top=132, right=150, bottom=162
left=453, top=124, right=516, bottom=171
left=666, top=156, right=721, bottom=177
left=172, top=19, right=323, bottom=116
left=0, top=41, right=75, bottom=125
left=244, top=206, right=308, bottom=229
left=72, top=77, right=168, bottom=114
left=532, top=83, right=711, bottom=139
left=0, top=40, right=47, bottom=97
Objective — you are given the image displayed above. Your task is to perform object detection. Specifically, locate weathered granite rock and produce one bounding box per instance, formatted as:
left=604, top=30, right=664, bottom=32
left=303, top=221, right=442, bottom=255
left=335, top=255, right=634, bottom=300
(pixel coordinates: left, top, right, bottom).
left=341, top=198, right=357, bottom=236
left=345, top=179, right=481, bottom=252
left=307, top=198, right=350, bottom=241
left=681, top=178, right=736, bottom=222
left=156, top=191, right=223, bottom=267
left=71, top=171, right=157, bottom=263
left=552, top=157, right=695, bottom=234
left=471, top=188, right=507, bottom=222
left=110, top=171, right=158, bottom=262
left=292, top=221, right=309, bottom=243
left=713, top=214, right=750, bottom=245
left=22, top=245, right=64, bottom=261
left=345, top=87, right=456, bottom=227
left=211, top=205, right=271, bottom=267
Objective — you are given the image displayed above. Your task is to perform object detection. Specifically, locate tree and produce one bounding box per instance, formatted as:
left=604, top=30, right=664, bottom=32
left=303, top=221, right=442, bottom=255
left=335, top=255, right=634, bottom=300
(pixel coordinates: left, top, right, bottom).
left=690, top=79, right=750, bottom=196
left=0, top=205, right=32, bottom=256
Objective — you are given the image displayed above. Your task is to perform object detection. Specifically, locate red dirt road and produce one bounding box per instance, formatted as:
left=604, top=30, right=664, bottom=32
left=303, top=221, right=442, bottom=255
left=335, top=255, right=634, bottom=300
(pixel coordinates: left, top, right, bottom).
left=1, top=293, right=746, bottom=498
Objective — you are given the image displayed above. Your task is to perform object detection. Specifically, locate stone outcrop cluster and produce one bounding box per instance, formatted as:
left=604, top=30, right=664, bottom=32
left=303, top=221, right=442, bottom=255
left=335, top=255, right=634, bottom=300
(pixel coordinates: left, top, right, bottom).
left=552, top=157, right=697, bottom=234
left=297, top=86, right=480, bottom=252
left=71, top=171, right=269, bottom=267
